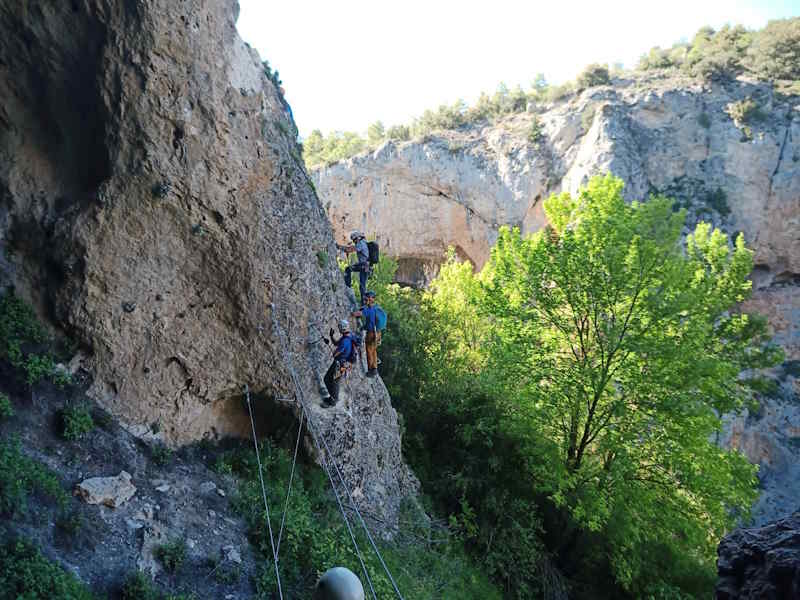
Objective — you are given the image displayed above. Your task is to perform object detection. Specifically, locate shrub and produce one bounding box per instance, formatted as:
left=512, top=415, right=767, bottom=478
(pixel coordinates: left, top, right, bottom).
left=0, top=539, right=94, bottom=599
left=527, top=116, right=544, bottom=144
left=0, top=392, right=12, bottom=420
left=577, top=63, right=610, bottom=88
left=121, top=571, right=159, bottom=600
left=316, top=249, right=328, bottom=268
left=698, top=112, right=711, bottom=128
left=155, top=539, right=187, bottom=573
left=705, top=187, right=730, bottom=216
left=0, top=438, right=68, bottom=516
left=746, top=376, right=781, bottom=398
left=60, top=404, right=95, bottom=441
left=386, top=124, right=411, bottom=141
left=747, top=18, right=800, bottom=80
left=150, top=444, right=173, bottom=467
left=728, top=98, right=766, bottom=125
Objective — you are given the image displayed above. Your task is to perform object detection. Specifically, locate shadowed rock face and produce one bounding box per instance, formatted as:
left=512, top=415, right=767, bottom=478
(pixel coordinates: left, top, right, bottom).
left=0, top=0, right=416, bottom=519
left=716, top=511, right=800, bottom=599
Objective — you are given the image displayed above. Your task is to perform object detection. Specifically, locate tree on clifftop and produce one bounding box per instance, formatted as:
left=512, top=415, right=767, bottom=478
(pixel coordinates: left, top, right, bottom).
left=481, top=175, right=781, bottom=593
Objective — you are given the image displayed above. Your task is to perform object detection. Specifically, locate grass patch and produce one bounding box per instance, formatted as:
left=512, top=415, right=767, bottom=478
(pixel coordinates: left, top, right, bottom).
left=0, top=538, right=94, bottom=599
left=60, top=404, right=95, bottom=441
left=121, top=571, right=159, bottom=600
left=0, top=438, right=68, bottom=516
left=154, top=539, right=187, bottom=574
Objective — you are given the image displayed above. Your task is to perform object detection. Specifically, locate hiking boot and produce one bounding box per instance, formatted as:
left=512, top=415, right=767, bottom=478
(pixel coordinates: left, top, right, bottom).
left=366, top=369, right=378, bottom=377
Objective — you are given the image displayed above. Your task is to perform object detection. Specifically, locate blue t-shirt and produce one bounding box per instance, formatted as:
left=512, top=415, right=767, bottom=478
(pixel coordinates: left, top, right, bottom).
left=360, top=306, right=379, bottom=332
left=335, top=335, right=354, bottom=361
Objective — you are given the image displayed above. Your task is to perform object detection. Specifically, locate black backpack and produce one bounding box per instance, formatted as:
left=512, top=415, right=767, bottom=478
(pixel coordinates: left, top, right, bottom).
left=344, top=332, right=361, bottom=363
left=367, top=241, right=380, bottom=265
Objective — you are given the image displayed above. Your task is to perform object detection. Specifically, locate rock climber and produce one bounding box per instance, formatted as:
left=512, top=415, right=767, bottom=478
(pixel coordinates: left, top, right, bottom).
left=322, top=319, right=358, bottom=407
left=338, top=231, right=370, bottom=306
left=351, top=290, right=382, bottom=377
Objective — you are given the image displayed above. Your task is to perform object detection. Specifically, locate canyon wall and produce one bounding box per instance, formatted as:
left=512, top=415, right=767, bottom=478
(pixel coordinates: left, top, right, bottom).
left=0, top=0, right=416, bottom=518
left=314, top=76, right=800, bottom=523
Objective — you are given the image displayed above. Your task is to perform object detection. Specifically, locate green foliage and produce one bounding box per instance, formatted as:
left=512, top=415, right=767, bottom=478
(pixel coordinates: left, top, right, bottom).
left=728, top=98, right=766, bottom=125
left=386, top=124, right=411, bottom=141
left=697, top=112, right=711, bottom=128
left=367, top=120, right=386, bottom=146
left=746, top=18, right=800, bottom=81
left=0, top=438, right=68, bottom=516
left=316, top=249, right=329, bottom=268
left=150, top=444, right=173, bottom=467
left=528, top=116, right=544, bottom=145
left=638, top=18, right=800, bottom=83
left=303, top=129, right=368, bottom=168
left=154, top=539, right=187, bottom=573
left=222, top=437, right=501, bottom=599
left=745, top=376, right=781, bottom=398
left=577, top=63, right=610, bottom=88
left=0, top=392, right=13, bottom=420
left=0, top=290, right=71, bottom=387
left=0, top=539, right=95, bottom=600
left=705, top=186, right=730, bottom=216
left=380, top=174, right=780, bottom=597
left=60, top=404, right=95, bottom=441
left=121, top=571, right=160, bottom=600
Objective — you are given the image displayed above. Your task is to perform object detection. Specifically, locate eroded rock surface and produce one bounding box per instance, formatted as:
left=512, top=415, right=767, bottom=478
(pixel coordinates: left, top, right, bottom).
left=0, top=0, right=416, bottom=519
left=716, top=511, right=800, bottom=599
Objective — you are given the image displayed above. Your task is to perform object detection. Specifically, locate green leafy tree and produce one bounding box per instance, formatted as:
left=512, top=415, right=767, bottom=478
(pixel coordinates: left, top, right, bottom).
left=481, top=174, right=779, bottom=593
left=747, top=17, right=800, bottom=80
left=367, top=120, right=386, bottom=146
left=577, top=63, right=610, bottom=88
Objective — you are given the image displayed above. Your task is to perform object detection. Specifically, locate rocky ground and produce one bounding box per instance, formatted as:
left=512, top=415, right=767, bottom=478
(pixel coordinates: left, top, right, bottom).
left=0, top=367, right=267, bottom=599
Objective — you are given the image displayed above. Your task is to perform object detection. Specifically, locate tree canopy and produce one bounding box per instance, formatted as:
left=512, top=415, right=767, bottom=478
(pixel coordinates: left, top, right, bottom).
left=377, top=174, right=781, bottom=597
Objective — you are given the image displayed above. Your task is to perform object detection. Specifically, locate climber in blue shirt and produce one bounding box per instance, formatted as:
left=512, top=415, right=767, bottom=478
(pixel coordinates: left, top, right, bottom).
left=323, top=319, right=358, bottom=407
left=352, top=291, right=383, bottom=377
left=338, top=231, right=371, bottom=306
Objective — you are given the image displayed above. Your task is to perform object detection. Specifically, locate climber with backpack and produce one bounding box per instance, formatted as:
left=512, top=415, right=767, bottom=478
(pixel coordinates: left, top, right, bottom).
left=337, top=232, right=379, bottom=306
left=351, top=290, right=386, bottom=377
left=322, top=319, right=360, bottom=407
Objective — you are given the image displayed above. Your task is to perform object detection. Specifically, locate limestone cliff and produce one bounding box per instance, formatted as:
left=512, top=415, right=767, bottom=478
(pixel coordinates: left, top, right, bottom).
left=0, top=0, right=416, bottom=518
left=313, top=75, right=800, bottom=524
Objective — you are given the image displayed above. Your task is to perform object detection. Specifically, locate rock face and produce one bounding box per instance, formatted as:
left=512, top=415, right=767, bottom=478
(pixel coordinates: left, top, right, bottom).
left=716, top=511, right=800, bottom=599
left=314, top=76, right=800, bottom=523
left=0, top=0, right=416, bottom=519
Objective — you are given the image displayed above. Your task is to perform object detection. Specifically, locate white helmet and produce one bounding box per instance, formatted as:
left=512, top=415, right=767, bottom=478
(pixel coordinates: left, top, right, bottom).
left=349, top=231, right=363, bottom=241
left=338, top=319, right=350, bottom=333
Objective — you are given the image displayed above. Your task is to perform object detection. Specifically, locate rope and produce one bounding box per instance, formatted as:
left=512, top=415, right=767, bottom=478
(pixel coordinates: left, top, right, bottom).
left=271, top=305, right=406, bottom=600
left=272, top=306, right=378, bottom=600
left=244, top=384, right=284, bottom=600
left=276, top=406, right=304, bottom=556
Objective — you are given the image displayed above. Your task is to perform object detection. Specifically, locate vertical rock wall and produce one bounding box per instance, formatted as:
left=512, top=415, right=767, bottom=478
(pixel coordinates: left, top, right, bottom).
left=0, top=0, right=416, bottom=518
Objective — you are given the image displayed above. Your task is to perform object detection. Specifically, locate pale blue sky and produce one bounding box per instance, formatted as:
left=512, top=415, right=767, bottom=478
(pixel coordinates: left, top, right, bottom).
left=236, top=0, right=799, bottom=137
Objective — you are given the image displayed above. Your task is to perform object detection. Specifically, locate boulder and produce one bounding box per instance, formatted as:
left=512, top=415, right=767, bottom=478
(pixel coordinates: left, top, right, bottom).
left=75, top=471, right=137, bottom=508
left=716, top=511, right=800, bottom=599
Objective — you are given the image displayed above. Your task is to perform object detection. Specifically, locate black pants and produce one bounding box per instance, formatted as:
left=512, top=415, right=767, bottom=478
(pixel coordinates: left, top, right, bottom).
left=324, top=360, right=341, bottom=403
left=344, top=262, right=369, bottom=304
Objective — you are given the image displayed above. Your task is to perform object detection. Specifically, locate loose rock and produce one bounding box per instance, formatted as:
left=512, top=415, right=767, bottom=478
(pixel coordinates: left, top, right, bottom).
left=75, top=471, right=137, bottom=508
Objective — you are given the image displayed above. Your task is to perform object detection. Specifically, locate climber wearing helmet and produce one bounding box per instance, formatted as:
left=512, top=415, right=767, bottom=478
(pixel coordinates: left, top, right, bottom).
left=351, top=290, right=382, bottom=377
left=322, top=319, right=359, bottom=407
left=337, top=231, right=370, bottom=306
